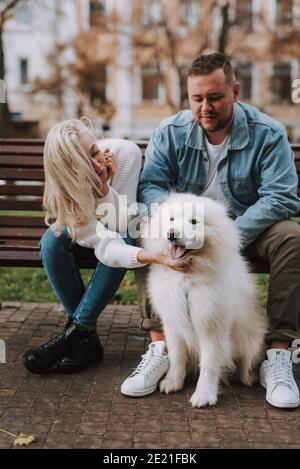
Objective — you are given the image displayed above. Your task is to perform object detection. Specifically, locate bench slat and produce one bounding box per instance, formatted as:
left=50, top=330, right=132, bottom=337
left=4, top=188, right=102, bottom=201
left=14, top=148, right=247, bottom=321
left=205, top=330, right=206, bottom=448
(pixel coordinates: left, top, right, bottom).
left=0, top=148, right=43, bottom=156
left=0, top=251, right=42, bottom=267
left=0, top=239, right=42, bottom=249
left=0, top=155, right=43, bottom=167
left=0, top=138, right=44, bottom=145
left=0, top=227, right=45, bottom=239
left=0, top=216, right=45, bottom=228
left=0, top=185, right=44, bottom=196
left=0, top=199, right=43, bottom=211
left=0, top=245, right=97, bottom=268
left=0, top=168, right=45, bottom=181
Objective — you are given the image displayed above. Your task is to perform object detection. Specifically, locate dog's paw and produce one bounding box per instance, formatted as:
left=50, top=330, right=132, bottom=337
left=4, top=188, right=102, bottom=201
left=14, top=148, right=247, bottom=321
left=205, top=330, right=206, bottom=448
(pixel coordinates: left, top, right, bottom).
left=189, top=390, right=217, bottom=408
left=160, top=376, right=183, bottom=394
left=240, top=369, right=258, bottom=386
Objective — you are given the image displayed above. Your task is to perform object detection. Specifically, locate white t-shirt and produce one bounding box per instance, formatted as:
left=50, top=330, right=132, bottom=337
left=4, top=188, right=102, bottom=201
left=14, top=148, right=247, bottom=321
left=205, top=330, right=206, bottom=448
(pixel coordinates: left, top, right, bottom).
left=201, top=135, right=228, bottom=206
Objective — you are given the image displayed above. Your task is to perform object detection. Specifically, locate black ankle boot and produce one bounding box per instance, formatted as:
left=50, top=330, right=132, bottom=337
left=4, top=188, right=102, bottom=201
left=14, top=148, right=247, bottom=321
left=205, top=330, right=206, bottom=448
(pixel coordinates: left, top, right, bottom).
left=56, top=330, right=104, bottom=374
left=22, top=321, right=103, bottom=374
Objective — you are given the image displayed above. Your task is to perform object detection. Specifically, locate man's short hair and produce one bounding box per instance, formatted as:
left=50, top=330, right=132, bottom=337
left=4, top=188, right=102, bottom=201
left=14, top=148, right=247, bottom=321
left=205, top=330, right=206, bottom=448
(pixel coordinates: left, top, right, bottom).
left=188, top=52, right=236, bottom=85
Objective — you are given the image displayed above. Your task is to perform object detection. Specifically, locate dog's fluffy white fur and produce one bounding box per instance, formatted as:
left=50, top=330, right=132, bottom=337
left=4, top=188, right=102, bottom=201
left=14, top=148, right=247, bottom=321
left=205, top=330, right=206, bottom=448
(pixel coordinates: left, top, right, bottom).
left=142, top=193, right=267, bottom=408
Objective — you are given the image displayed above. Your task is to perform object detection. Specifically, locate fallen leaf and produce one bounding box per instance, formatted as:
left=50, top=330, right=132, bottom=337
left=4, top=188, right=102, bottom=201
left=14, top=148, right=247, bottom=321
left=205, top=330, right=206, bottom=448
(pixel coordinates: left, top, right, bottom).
left=13, top=433, right=36, bottom=447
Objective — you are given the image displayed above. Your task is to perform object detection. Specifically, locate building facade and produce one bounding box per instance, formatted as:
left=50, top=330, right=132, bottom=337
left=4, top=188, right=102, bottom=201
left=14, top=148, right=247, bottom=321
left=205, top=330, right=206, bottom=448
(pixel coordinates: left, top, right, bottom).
left=3, top=0, right=300, bottom=141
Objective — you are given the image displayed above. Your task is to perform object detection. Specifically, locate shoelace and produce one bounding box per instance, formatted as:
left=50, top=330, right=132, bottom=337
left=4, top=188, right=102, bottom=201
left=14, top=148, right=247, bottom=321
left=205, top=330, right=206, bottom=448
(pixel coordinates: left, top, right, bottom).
left=130, top=349, right=166, bottom=378
left=268, top=360, right=293, bottom=387
left=41, top=331, right=66, bottom=351
left=39, top=318, right=71, bottom=351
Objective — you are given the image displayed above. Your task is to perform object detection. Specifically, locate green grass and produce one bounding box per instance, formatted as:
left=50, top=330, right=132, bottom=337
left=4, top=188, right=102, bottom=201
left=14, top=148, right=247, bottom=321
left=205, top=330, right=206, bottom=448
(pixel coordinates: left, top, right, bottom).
left=0, top=266, right=268, bottom=307
left=255, top=274, right=269, bottom=308
left=0, top=267, right=137, bottom=304
left=0, top=210, right=44, bottom=217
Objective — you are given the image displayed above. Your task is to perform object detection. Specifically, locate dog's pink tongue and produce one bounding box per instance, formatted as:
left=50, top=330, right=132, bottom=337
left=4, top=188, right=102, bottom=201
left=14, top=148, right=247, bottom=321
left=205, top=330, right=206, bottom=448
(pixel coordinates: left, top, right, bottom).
left=170, top=244, right=186, bottom=259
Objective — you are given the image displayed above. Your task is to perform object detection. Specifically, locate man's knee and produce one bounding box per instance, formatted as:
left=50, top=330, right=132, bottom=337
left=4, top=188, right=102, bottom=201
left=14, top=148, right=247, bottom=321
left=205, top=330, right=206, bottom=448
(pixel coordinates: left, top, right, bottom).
left=269, top=220, right=300, bottom=248
left=262, top=221, right=300, bottom=267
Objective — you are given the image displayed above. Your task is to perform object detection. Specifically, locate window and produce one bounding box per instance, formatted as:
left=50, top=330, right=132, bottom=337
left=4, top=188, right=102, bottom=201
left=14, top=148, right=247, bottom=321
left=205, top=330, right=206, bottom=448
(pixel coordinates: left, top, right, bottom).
left=235, top=0, right=253, bottom=32
left=90, top=0, right=106, bottom=27
left=140, top=0, right=162, bottom=26
left=15, top=1, right=33, bottom=25
left=235, top=63, right=252, bottom=101
left=179, top=0, right=200, bottom=28
left=276, top=0, right=293, bottom=26
left=271, top=63, right=292, bottom=104
left=142, top=64, right=161, bottom=101
left=20, top=59, right=29, bottom=85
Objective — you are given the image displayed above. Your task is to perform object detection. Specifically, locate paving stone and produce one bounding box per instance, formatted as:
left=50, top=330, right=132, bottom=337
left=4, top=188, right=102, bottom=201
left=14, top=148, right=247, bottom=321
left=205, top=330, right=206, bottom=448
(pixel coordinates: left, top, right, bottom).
left=74, top=434, right=103, bottom=449
left=133, top=432, right=161, bottom=444
left=163, top=431, right=190, bottom=448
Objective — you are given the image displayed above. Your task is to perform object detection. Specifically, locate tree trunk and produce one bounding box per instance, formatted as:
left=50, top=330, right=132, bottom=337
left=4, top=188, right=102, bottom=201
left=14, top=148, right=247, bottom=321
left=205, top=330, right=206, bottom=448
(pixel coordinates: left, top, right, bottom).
left=0, top=25, right=14, bottom=137
left=218, top=2, right=230, bottom=54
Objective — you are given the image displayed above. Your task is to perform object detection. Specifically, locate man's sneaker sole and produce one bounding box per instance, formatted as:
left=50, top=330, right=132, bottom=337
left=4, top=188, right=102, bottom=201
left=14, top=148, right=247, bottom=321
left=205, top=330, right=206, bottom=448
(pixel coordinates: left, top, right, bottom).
left=121, top=383, right=158, bottom=397
left=260, top=374, right=300, bottom=409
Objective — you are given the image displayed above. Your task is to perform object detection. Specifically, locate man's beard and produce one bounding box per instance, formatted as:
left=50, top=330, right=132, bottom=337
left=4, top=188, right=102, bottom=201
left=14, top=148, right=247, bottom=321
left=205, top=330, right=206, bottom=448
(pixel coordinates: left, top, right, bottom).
left=197, top=111, right=235, bottom=133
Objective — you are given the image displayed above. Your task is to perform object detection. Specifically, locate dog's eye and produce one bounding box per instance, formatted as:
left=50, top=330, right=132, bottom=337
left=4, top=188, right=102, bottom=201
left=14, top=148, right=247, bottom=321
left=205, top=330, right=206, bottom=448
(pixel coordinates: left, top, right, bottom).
left=170, top=216, right=174, bottom=221
left=191, top=219, right=198, bottom=225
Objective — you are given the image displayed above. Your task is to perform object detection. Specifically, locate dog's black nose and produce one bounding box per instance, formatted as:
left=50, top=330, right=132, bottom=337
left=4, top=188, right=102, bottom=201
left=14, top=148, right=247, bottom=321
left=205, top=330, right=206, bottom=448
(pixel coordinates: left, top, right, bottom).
left=168, top=230, right=175, bottom=241
left=167, top=229, right=180, bottom=241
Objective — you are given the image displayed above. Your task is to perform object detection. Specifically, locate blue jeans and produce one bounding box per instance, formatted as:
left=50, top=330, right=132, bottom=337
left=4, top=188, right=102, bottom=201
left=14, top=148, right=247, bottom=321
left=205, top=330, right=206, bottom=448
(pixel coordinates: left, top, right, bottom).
left=40, top=228, right=133, bottom=328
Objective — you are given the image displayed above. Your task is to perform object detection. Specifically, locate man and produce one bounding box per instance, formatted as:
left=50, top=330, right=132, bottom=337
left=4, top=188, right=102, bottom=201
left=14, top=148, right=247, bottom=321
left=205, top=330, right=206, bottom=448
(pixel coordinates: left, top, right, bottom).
left=121, top=52, right=300, bottom=409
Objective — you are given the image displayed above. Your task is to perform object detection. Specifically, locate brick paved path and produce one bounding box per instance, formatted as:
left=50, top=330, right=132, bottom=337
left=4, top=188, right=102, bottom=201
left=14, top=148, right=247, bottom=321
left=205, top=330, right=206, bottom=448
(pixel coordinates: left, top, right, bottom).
left=0, top=301, right=300, bottom=449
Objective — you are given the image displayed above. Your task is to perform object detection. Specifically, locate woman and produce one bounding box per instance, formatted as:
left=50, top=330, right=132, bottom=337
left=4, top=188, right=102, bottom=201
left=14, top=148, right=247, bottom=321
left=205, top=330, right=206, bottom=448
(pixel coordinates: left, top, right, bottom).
left=23, top=118, right=189, bottom=374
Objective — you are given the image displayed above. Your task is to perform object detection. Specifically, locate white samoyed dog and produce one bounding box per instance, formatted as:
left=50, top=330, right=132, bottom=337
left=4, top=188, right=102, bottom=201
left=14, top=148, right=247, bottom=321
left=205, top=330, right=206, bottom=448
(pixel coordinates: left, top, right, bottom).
left=141, top=193, right=267, bottom=408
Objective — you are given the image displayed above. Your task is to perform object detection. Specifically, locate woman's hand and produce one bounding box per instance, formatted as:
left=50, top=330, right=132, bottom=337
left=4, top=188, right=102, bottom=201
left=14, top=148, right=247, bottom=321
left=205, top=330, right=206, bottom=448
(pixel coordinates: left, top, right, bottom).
left=137, top=250, right=192, bottom=273
left=98, top=149, right=117, bottom=197
left=100, top=181, right=110, bottom=197
left=103, top=148, right=117, bottom=181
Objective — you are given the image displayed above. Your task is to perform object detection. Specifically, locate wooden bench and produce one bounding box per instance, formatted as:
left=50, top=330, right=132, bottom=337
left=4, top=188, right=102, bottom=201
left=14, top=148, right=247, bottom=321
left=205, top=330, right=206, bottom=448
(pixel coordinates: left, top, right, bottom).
left=0, top=139, right=147, bottom=269
left=0, top=138, right=300, bottom=272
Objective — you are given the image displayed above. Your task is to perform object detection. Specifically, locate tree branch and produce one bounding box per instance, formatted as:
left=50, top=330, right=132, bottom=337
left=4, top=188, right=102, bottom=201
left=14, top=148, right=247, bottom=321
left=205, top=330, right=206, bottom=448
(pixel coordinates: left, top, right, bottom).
left=0, top=0, right=21, bottom=29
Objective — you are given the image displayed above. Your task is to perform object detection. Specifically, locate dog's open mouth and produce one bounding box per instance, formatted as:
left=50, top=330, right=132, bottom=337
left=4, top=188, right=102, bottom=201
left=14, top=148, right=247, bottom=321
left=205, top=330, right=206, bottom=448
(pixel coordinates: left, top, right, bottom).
left=170, top=244, right=187, bottom=259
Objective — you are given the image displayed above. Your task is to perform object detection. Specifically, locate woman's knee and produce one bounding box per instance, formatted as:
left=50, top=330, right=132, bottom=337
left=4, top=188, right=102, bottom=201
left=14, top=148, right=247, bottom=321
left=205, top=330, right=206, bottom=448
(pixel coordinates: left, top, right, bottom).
left=40, top=227, right=71, bottom=263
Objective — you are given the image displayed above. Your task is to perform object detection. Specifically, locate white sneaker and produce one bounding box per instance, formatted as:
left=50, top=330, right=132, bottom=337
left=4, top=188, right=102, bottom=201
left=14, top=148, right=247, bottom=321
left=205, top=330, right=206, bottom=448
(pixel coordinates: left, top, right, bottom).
left=121, top=341, right=169, bottom=397
left=260, top=349, right=299, bottom=408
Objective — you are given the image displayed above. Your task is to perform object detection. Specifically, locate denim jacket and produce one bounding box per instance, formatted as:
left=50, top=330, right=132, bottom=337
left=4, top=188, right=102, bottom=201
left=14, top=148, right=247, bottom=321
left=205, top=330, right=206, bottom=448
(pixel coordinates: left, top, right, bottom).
left=137, top=102, right=300, bottom=246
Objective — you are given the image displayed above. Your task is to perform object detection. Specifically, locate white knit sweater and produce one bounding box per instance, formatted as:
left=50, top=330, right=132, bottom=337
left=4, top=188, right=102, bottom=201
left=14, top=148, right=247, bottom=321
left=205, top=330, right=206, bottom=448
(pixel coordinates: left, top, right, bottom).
left=75, top=139, right=145, bottom=269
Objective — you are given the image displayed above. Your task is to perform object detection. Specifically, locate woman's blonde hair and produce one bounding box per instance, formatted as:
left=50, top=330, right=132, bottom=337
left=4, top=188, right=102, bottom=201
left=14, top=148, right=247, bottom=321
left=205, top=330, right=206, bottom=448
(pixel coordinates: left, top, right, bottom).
left=43, top=118, right=103, bottom=240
